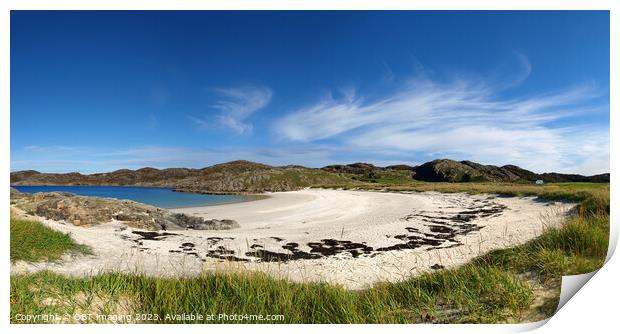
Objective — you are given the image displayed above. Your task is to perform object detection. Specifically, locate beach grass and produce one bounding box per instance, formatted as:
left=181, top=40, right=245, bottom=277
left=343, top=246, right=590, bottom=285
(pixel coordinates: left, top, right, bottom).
left=10, top=263, right=536, bottom=323
left=10, top=182, right=609, bottom=324
left=10, top=216, right=92, bottom=263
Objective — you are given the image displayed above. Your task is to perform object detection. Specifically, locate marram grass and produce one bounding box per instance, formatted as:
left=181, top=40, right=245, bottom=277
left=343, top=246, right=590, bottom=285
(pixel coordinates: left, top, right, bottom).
left=10, top=216, right=91, bottom=263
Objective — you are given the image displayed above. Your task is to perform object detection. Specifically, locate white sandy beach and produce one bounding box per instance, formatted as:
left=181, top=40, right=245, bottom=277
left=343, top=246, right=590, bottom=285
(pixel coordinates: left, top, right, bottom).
left=11, top=189, right=574, bottom=289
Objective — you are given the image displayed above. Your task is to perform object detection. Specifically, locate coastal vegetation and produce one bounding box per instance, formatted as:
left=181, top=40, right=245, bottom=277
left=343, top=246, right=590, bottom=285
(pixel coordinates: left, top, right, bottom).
left=10, top=215, right=91, bottom=263
left=10, top=181, right=609, bottom=324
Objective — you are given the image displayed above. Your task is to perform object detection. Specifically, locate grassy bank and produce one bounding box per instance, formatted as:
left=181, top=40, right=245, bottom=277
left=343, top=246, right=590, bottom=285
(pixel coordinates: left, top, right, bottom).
left=10, top=216, right=91, bottom=263
left=10, top=182, right=609, bottom=324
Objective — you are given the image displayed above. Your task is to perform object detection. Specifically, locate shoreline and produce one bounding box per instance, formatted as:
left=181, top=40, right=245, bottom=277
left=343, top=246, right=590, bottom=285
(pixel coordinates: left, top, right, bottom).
left=11, top=184, right=270, bottom=209
left=11, top=189, right=575, bottom=289
left=11, top=183, right=271, bottom=196
left=167, top=194, right=271, bottom=209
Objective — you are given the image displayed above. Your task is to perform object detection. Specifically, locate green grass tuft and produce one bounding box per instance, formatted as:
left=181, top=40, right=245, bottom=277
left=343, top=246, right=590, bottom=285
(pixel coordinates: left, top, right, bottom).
left=10, top=217, right=91, bottom=263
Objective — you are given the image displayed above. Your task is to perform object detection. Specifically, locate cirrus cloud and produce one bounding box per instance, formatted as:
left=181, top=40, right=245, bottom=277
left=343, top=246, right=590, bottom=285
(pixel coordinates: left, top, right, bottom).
left=189, top=85, right=272, bottom=134
left=274, top=74, right=609, bottom=174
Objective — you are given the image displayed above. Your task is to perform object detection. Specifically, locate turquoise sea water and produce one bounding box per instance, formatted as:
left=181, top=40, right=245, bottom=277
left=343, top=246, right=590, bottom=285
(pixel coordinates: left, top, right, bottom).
left=12, top=185, right=249, bottom=209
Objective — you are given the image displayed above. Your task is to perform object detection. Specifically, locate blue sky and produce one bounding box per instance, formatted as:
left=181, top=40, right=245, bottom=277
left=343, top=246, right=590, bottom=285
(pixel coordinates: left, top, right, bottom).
left=11, top=11, right=609, bottom=174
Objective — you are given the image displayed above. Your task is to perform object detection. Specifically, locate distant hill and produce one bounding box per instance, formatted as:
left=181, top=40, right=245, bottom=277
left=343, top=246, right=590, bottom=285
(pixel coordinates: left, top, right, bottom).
left=10, top=160, right=353, bottom=193
left=538, top=172, right=611, bottom=183
left=10, top=159, right=609, bottom=193
left=412, top=159, right=532, bottom=182
left=321, top=159, right=609, bottom=183
left=322, top=162, right=378, bottom=175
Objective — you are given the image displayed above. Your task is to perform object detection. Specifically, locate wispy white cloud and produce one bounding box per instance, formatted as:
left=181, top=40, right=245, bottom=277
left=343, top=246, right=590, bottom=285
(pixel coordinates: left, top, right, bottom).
left=23, top=145, right=78, bottom=152
left=510, top=51, right=532, bottom=87
left=12, top=56, right=608, bottom=175
left=215, top=85, right=273, bottom=134
left=486, top=50, right=533, bottom=90
left=188, top=85, right=272, bottom=134
left=187, top=115, right=209, bottom=129
left=274, top=71, right=609, bottom=174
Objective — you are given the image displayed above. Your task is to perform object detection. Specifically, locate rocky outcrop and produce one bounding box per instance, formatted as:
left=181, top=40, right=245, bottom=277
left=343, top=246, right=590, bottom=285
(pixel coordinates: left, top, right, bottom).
left=413, top=159, right=481, bottom=182
left=10, top=191, right=239, bottom=231
left=499, top=164, right=540, bottom=181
